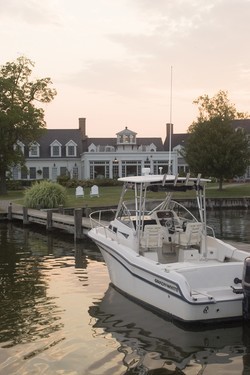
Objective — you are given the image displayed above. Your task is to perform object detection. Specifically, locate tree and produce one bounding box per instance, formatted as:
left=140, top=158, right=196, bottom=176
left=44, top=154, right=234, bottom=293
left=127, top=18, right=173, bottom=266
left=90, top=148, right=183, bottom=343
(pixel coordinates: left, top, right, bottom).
left=0, top=56, right=56, bottom=194
left=184, top=91, right=250, bottom=190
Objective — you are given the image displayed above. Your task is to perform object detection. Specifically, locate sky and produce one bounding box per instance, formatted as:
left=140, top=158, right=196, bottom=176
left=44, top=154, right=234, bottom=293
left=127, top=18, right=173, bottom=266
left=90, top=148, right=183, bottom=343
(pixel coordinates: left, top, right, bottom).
left=0, top=0, right=250, bottom=140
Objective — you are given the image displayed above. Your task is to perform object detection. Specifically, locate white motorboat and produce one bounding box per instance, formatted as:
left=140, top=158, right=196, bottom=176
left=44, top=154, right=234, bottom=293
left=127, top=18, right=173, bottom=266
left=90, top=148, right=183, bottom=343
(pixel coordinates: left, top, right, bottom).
left=88, top=171, right=250, bottom=323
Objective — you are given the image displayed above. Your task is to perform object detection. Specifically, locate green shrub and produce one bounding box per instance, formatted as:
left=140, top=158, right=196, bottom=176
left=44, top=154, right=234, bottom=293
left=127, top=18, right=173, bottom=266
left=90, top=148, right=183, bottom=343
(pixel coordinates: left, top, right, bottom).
left=6, top=180, right=23, bottom=190
left=24, top=181, right=67, bottom=209
left=57, top=175, right=70, bottom=185
left=57, top=176, right=123, bottom=189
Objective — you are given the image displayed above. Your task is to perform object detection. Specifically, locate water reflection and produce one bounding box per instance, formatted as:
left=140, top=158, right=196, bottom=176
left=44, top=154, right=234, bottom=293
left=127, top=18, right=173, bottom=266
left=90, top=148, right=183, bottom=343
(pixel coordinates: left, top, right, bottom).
left=0, top=222, right=101, bottom=350
left=0, top=210, right=250, bottom=374
left=206, top=209, right=250, bottom=243
left=89, top=285, right=247, bottom=374
left=0, top=223, right=70, bottom=348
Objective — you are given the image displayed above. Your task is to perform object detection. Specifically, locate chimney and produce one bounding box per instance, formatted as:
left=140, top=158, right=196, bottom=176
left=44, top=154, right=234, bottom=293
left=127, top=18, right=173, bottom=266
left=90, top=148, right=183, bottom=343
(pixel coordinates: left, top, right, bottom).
left=79, top=118, right=86, bottom=139
left=166, top=123, right=173, bottom=140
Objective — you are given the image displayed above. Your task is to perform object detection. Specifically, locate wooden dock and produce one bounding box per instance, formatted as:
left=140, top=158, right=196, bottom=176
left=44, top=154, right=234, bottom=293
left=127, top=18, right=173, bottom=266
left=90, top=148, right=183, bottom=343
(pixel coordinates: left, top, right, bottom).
left=0, top=201, right=93, bottom=240
left=0, top=200, right=249, bottom=251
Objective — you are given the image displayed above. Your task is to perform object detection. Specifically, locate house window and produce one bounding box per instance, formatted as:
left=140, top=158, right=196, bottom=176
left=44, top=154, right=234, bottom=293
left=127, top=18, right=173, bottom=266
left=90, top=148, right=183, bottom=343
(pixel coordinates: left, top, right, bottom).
left=52, top=166, right=57, bottom=181
left=50, top=140, right=62, bottom=157
left=43, top=167, right=49, bottom=179
left=67, top=145, right=75, bottom=156
left=65, top=140, right=77, bottom=157
left=113, top=164, right=119, bottom=178
left=29, top=167, right=36, bottom=179
left=153, top=161, right=168, bottom=175
left=73, top=166, right=78, bottom=179
left=12, top=167, right=19, bottom=180
left=60, top=167, right=68, bottom=176
left=123, top=135, right=129, bottom=143
left=121, top=161, right=141, bottom=177
left=52, top=145, right=60, bottom=156
left=29, top=143, right=39, bottom=157
left=90, top=161, right=109, bottom=179
left=21, top=168, right=28, bottom=179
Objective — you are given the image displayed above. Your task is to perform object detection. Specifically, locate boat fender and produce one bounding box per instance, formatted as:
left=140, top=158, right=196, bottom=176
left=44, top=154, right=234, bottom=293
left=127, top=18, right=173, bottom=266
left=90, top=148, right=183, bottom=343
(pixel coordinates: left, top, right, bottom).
left=242, top=257, right=250, bottom=321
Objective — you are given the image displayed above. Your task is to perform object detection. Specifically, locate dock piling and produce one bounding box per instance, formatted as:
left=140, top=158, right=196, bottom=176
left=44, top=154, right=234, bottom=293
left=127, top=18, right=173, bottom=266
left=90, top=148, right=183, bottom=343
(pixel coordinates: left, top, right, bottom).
left=74, top=208, right=83, bottom=240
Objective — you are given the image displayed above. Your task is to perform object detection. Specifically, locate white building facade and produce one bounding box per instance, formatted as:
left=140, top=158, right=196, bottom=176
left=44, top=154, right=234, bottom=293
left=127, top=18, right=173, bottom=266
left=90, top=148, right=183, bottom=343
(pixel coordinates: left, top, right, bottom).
left=11, top=118, right=189, bottom=182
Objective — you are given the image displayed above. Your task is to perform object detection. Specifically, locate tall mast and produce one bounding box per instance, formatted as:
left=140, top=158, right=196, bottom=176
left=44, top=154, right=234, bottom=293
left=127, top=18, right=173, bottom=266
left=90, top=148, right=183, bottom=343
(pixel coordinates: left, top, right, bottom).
left=168, top=66, right=173, bottom=174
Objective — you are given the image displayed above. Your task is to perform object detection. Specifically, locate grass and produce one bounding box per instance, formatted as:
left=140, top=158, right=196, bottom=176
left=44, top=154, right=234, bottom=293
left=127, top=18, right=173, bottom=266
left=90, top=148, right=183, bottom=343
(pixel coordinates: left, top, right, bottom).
left=0, top=182, right=250, bottom=208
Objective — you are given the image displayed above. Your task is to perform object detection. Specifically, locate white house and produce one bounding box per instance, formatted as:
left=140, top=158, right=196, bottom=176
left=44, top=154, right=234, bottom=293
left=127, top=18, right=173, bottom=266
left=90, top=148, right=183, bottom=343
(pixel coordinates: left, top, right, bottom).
left=11, top=117, right=250, bottom=182
left=11, top=118, right=186, bottom=182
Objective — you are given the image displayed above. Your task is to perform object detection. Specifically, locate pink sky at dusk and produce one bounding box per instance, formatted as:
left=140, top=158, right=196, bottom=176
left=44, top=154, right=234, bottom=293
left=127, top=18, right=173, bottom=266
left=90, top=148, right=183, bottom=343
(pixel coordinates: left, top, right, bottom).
left=0, top=0, right=250, bottom=140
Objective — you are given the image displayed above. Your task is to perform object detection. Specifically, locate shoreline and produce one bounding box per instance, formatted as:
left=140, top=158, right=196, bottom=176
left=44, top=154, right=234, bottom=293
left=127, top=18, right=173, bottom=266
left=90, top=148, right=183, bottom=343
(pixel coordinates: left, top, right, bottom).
left=1, top=196, right=250, bottom=216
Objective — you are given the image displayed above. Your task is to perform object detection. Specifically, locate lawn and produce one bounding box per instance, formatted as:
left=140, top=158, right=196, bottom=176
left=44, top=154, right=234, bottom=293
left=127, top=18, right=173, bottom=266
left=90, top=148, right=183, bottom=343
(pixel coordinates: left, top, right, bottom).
left=0, top=182, right=250, bottom=208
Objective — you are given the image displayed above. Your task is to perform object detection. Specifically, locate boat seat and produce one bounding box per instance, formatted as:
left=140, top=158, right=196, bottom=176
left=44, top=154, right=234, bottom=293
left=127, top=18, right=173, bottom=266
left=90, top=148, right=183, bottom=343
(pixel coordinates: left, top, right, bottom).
left=140, top=225, right=163, bottom=249
left=175, top=222, right=202, bottom=248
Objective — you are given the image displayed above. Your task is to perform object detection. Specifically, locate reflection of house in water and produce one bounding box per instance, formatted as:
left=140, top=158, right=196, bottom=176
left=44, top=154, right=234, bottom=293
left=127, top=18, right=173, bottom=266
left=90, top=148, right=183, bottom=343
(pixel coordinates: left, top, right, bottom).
left=89, top=285, right=246, bottom=374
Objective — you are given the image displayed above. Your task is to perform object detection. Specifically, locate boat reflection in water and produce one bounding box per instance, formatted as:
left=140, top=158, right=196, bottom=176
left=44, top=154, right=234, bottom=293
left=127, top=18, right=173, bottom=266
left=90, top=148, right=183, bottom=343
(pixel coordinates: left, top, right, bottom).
left=89, top=285, right=250, bottom=374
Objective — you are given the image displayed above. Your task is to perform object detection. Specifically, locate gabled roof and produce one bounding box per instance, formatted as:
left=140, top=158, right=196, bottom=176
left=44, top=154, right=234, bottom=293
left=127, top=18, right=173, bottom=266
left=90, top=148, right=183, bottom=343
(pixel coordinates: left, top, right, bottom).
left=136, top=137, right=164, bottom=150
left=164, top=133, right=188, bottom=151
left=32, top=129, right=83, bottom=158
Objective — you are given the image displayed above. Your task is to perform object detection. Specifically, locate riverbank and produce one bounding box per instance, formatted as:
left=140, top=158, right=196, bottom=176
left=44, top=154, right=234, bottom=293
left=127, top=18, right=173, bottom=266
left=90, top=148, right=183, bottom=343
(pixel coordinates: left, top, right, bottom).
left=0, top=182, right=250, bottom=210
left=1, top=195, right=250, bottom=217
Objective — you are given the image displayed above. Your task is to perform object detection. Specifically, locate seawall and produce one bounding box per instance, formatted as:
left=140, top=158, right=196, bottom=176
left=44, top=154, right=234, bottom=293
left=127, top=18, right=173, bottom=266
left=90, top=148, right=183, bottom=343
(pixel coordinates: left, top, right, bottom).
left=177, top=197, right=250, bottom=210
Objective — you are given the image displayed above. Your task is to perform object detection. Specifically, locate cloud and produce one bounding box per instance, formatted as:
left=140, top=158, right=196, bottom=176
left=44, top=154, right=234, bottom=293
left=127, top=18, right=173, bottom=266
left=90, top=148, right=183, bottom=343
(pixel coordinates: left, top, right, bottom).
left=1, top=0, right=248, bottom=134
left=0, top=0, right=62, bottom=26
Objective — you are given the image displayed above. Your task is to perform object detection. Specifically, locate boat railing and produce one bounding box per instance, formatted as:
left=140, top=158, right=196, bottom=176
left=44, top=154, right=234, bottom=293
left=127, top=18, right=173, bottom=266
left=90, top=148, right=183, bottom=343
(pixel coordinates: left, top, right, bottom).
left=206, top=225, right=215, bottom=237
left=89, top=209, right=135, bottom=245
left=89, top=209, right=116, bottom=229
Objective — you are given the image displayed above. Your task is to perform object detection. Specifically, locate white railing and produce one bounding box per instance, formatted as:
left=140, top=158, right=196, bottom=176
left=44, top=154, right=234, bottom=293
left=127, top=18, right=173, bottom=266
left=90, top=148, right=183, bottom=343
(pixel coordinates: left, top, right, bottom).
left=89, top=209, right=116, bottom=228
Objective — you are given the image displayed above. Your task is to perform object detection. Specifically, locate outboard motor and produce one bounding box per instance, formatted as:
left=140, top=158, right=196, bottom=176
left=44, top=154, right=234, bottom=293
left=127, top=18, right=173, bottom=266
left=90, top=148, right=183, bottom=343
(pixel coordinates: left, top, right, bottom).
left=242, top=257, right=250, bottom=321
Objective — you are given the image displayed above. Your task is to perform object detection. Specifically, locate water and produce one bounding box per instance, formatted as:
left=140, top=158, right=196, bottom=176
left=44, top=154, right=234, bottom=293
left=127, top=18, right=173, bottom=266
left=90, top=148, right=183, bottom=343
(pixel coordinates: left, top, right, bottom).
left=0, top=210, right=250, bottom=374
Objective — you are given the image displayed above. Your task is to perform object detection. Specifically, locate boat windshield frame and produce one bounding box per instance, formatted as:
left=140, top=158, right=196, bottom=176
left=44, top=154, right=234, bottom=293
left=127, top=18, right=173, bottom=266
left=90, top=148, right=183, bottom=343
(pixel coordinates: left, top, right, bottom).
left=116, top=174, right=210, bottom=240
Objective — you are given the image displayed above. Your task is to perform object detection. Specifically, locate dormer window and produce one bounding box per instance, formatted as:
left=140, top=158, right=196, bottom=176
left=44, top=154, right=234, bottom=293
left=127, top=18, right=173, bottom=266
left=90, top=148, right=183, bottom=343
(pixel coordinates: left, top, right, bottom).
left=15, top=141, right=25, bottom=154
left=29, top=142, right=40, bottom=157
left=149, top=143, right=156, bottom=152
left=66, top=140, right=77, bottom=157
left=50, top=140, right=62, bottom=157
left=88, top=143, right=97, bottom=152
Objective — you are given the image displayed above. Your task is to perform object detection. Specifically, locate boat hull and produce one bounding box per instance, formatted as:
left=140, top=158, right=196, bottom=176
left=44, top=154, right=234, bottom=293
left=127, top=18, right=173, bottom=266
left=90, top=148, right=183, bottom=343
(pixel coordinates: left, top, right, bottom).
left=89, top=232, right=244, bottom=323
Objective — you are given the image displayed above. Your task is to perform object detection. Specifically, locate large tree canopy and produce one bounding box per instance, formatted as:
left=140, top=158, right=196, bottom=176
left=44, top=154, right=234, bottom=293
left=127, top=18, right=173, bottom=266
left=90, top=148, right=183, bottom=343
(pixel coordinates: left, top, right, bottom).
left=0, top=56, right=56, bottom=194
left=184, top=91, right=250, bottom=190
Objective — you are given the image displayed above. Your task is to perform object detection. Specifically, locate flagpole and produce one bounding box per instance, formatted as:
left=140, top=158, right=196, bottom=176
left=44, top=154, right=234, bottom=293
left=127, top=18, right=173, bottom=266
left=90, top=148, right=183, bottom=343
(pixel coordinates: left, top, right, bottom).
left=168, top=66, right=173, bottom=174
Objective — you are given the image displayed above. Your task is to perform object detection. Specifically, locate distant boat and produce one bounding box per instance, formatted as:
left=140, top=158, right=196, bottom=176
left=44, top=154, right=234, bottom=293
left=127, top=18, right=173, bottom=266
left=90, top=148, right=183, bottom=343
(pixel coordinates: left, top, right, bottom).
left=88, top=170, right=250, bottom=323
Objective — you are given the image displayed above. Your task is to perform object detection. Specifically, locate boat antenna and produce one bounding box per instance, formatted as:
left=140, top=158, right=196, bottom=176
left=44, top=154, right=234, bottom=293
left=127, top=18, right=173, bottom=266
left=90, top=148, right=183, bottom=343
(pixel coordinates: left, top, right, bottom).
left=168, top=66, right=173, bottom=175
